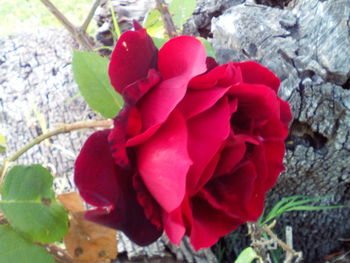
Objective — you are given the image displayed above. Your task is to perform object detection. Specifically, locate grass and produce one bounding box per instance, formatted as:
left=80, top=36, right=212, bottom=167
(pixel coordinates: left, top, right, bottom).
left=0, top=0, right=97, bottom=37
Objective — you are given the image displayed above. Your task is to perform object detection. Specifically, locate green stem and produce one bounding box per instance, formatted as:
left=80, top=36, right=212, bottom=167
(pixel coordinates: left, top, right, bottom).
left=0, top=119, right=112, bottom=180
left=109, top=0, right=121, bottom=39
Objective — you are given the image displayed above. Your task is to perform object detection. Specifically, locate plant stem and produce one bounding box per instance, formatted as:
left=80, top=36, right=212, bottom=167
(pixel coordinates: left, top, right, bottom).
left=261, top=225, right=303, bottom=263
left=40, top=0, right=95, bottom=51
left=81, top=0, right=102, bottom=32
left=0, top=119, right=113, bottom=180
left=155, top=0, right=178, bottom=38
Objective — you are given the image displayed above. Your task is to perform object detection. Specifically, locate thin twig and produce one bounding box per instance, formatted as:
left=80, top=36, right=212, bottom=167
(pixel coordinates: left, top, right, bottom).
left=155, top=0, right=178, bottom=38
left=8, top=120, right=113, bottom=163
left=0, top=119, right=113, bottom=180
left=262, top=225, right=303, bottom=263
left=81, top=0, right=102, bottom=32
left=40, top=0, right=95, bottom=51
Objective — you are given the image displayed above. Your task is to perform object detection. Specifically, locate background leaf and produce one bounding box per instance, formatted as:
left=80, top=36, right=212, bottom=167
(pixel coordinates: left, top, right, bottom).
left=72, top=51, right=123, bottom=118
left=0, top=165, right=68, bottom=243
left=234, top=247, right=262, bottom=263
left=152, top=37, right=168, bottom=49
left=197, top=37, right=216, bottom=58
left=0, top=133, right=6, bottom=153
left=143, top=9, right=166, bottom=38
left=0, top=225, right=55, bottom=263
left=169, top=0, right=196, bottom=30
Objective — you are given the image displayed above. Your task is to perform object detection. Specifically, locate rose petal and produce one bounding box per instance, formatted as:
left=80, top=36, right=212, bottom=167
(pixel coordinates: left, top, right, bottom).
left=190, top=195, right=244, bottom=250
left=137, top=110, right=192, bottom=212
left=133, top=174, right=162, bottom=230
left=214, top=135, right=247, bottom=177
left=158, top=36, right=206, bottom=79
left=260, top=140, right=286, bottom=190
left=201, top=161, right=262, bottom=221
left=186, top=97, right=231, bottom=195
left=259, top=116, right=289, bottom=140
left=74, top=130, right=162, bottom=245
left=279, top=98, right=293, bottom=125
left=177, top=86, right=230, bottom=119
left=162, top=207, right=186, bottom=245
left=108, top=27, right=158, bottom=93
left=235, top=61, right=280, bottom=92
left=230, top=83, right=280, bottom=130
left=139, top=36, right=207, bottom=131
left=189, top=63, right=242, bottom=90
left=122, top=69, right=161, bottom=104
left=162, top=195, right=192, bottom=245
left=108, top=106, right=132, bottom=167
left=109, top=70, right=161, bottom=167
left=206, top=57, right=219, bottom=71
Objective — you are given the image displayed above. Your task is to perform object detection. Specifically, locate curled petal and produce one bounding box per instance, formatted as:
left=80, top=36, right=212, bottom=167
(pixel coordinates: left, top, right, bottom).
left=177, top=86, right=230, bottom=119
left=230, top=83, right=280, bottom=130
left=139, top=36, right=207, bottom=131
left=189, top=63, right=242, bottom=90
left=109, top=71, right=161, bottom=167
left=186, top=97, right=231, bottom=195
left=137, top=110, right=192, bottom=213
left=234, top=61, right=280, bottom=92
left=200, top=161, right=262, bottom=221
left=74, top=130, right=162, bottom=245
left=260, top=140, right=286, bottom=191
left=190, top=195, right=244, bottom=250
left=109, top=27, right=158, bottom=93
left=158, top=36, right=207, bottom=79
left=214, top=135, right=247, bottom=177
left=279, top=98, right=293, bottom=125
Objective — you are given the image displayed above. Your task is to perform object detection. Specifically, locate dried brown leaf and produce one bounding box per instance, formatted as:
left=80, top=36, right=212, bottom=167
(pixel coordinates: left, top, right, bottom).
left=58, top=192, right=117, bottom=263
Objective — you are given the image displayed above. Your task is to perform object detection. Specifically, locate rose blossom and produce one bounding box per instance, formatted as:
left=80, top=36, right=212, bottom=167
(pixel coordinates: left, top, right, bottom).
left=74, top=22, right=292, bottom=249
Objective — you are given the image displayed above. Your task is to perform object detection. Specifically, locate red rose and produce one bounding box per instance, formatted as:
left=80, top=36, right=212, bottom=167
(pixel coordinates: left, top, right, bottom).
left=74, top=23, right=292, bottom=249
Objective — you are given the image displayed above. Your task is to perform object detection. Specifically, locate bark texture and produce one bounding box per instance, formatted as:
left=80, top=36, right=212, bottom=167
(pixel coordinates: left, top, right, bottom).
left=185, top=0, right=350, bottom=261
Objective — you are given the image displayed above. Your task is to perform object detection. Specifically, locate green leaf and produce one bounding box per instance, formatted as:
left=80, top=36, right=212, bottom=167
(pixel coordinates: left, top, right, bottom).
left=260, top=195, right=347, bottom=225
left=152, top=37, right=168, bottom=49
left=169, top=0, right=196, bottom=30
left=234, top=247, right=262, bottom=263
left=197, top=37, right=216, bottom=58
left=144, top=9, right=166, bottom=38
left=0, top=225, right=55, bottom=263
left=0, top=165, right=68, bottom=243
left=72, top=50, right=123, bottom=118
left=0, top=133, right=6, bottom=153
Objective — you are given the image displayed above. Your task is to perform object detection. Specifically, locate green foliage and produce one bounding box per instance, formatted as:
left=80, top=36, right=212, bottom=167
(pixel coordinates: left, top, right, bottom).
left=197, top=37, right=216, bottom=58
left=152, top=37, right=168, bottom=49
left=169, top=0, right=197, bottom=30
left=260, top=195, right=347, bottom=226
left=0, top=165, right=68, bottom=244
left=0, top=134, right=6, bottom=153
left=0, top=225, right=55, bottom=263
left=144, top=9, right=166, bottom=38
left=72, top=50, right=123, bottom=118
left=234, top=247, right=262, bottom=263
